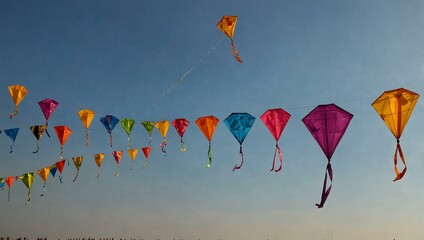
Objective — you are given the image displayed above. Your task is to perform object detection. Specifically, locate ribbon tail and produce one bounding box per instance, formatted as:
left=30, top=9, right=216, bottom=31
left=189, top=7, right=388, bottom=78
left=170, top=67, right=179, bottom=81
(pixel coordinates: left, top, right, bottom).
left=9, top=142, right=14, bottom=154
left=149, top=135, right=152, bottom=147
left=128, top=136, right=130, bottom=150
left=315, top=162, right=333, bottom=208
left=109, top=133, right=113, bottom=147
left=206, top=141, right=212, bottom=168
left=232, top=145, right=244, bottom=172
left=8, top=189, right=10, bottom=201
left=270, top=145, right=277, bottom=172
left=160, top=140, right=167, bottom=155
left=41, top=182, right=46, bottom=196
left=181, top=138, right=187, bottom=152
left=274, top=144, right=283, bottom=173
left=85, top=129, right=89, bottom=148
left=59, top=174, right=63, bottom=183
left=33, top=141, right=40, bottom=154
left=115, top=166, right=120, bottom=176
left=9, top=107, right=18, bottom=119
left=231, top=40, right=243, bottom=63
left=26, top=190, right=31, bottom=205
left=45, top=124, right=50, bottom=138
left=393, top=141, right=407, bottom=181
left=73, top=171, right=79, bottom=182
left=97, top=168, right=100, bottom=179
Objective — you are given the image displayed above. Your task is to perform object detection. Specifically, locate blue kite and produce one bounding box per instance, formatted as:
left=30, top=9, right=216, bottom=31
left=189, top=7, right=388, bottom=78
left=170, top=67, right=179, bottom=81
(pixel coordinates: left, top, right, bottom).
left=224, top=113, right=255, bottom=171
left=100, top=115, right=120, bottom=147
left=4, top=128, right=19, bottom=153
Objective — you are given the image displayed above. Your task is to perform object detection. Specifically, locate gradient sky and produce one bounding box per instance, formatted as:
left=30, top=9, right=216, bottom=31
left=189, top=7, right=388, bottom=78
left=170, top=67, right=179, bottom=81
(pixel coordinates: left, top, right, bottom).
left=1, top=1, right=424, bottom=239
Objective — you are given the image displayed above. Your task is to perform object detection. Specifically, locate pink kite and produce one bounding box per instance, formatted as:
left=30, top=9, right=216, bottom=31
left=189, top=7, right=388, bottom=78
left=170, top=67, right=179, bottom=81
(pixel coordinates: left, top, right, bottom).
left=38, top=98, right=59, bottom=137
left=172, top=118, right=190, bottom=152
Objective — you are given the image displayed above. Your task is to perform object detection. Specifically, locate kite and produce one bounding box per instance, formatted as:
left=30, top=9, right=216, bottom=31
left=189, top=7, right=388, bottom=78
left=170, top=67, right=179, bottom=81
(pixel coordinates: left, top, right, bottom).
left=30, top=125, right=47, bottom=153
left=155, top=120, right=169, bottom=155
left=260, top=108, right=291, bottom=172
left=224, top=113, right=255, bottom=171
left=5, top=176, right=16, bottom=201
left=142, top=146, right=151, bottom=169
left=53, top=159, right=66, bottom=183
left=216, top=16, right=243, bottom=63
left=38, top=98, right=59, bottom=137
left=0, top=178, right=4, bottom=190
left=142, top=121, right=155, bottom=147
left=100, top=115, right=119, bottom=147
left=302, top=104, right=353, bottom=208
left=128, top=149, right=138, bottom=170
left=54, top=126, right=72, bottom=161
left=77, top=109, right=95, bottom=147
left=172, top=118, right=190, bottom=152
left=8, top=84, right=28, bottom=118
left=196, top=116, right=219, bottom=168
left=72, top=156, right=84, bottom=182
left=372, top=88, right=419, bottom=181
left=120, top=118, right=135, bottom=149
left=113, top=150, right=123, bottom=176
left=94, top=153, right=105, bottom=178
left=37, top=167, right=50, bottom=196
left=20, top=173, right=34, bottom=204
left=4, top=128, right=19, bottom=153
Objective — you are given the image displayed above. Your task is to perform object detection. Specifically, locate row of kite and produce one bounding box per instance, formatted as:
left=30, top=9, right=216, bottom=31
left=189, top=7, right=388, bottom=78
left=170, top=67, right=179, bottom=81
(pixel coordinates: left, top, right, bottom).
left=0, top=87, right=419, bottom=208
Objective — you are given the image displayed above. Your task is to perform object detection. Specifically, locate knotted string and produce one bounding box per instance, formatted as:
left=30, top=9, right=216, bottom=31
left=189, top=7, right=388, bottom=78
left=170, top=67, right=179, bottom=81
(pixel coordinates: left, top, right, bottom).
left=232, top=145, right=244, bottom=171
left=41, top=182, right=46, bottom=196
left=72, top=171, right=79, bottom=182
left=25, top=190, right=31, bottom=205
left=206, top=141, right=212, bottom=168
left=270, top=142, right=283, bottom=172
left=160, top=139, right=167, bottom=155
left=97, top=168, right=100, bottom=179
left=9, top=142, right=14, bottom=154
left=9, top=107, right=18, bottom=119
left=115, top=166, right=120, bottom=176
left=109, top=132, right=113, bottom=147
left=33, top=141, right=40, bottom=154
left=180, top=138, right=187, bottom=152
left=85, top=129, right=89, bottom=148
left=127, top=136, right=131, bottom=150
left=231, top=39, right=243, bottom=63
left=316, top=161, right=333, bottom=208
left=45, top=121, right=50, bottom=138
left=393, top=139, right=407, bottom=181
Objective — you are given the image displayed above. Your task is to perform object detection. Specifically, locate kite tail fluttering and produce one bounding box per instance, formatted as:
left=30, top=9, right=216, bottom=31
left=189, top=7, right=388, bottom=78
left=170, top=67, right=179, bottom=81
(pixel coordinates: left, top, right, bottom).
left=180, top=138, right=186, bottom=152
left=41, top=182, right=46, bottom=197
left=160, top=140, right=167, bottom=155
left=232, top=145, right=244, bottom=172
left=206, top=141, right=212, bottom=168
left=270, top=142, right=283, bottom=172
left=316, top=162, right=333, bottom=208
left=394, top=139, right=407, bottom=181
left=73, top=171, right=79, bottom=182
left=231, top=40, right=242, bottom=63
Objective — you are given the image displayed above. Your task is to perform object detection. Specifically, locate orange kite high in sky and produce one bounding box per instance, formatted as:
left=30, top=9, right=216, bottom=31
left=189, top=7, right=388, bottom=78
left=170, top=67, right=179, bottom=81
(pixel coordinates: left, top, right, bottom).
left=217, top=16, right=243, bottom=63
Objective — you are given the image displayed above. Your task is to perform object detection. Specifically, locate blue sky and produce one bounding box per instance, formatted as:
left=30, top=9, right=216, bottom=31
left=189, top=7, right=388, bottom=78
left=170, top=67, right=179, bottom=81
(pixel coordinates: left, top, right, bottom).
left=1, top=0, right=424, bottom=239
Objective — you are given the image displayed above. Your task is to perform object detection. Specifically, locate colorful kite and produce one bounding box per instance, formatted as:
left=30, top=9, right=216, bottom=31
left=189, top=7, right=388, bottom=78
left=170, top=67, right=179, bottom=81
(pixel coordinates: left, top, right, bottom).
left=112, top=150, right=123, bottom=176
left=121, top=118, right=135, bottom=149
left=142, top=146, right=151, bottom=169
left=30, top=125, right=47, bottom=153
left=372, top=88, right=419, bottom=181
left=94, top=153, right=105, bottom=178
left=20, top=173, right=34, bottom=204
left=196, top=116, right=219, bottom=168
left=216, top=16, right=243, bottom=63
left=37, top=167, right=50, bottom=196
left=77, top=109, right=95, bottom=147
left=5, top=176, right=16, bottom=201
left=155, top=120, right=169, bottom=155
left=100, top=115, right=119, bottom=147
left=261, top=108, right=291, bottom=172
left=302, top=104, right=353, bottom=208
left=54, top=126, right=72, bottom=161
left=0, top=178, right=4, bottom=190
left=128, top=149, right=138, bottom=170
left=172, top=118, right=190, bottom=152
left=8, top=84, right=28, bottom=118
left=224, top=113, right=255, bottom=171
left=38, top=98, right=59, bottom=137
left=142, top=121, right=155, bottom=147
left=53, top=159, right=66, bottom=183
left=4, top=128, right=19, bottom=153
left=72, top=156, right=84, bottom=182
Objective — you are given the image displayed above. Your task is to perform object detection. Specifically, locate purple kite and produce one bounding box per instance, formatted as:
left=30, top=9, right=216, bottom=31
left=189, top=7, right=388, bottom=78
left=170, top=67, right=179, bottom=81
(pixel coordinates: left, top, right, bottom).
left=38, top=98, right=59, bottom=138
left=302, top=104, right=353, bottom=208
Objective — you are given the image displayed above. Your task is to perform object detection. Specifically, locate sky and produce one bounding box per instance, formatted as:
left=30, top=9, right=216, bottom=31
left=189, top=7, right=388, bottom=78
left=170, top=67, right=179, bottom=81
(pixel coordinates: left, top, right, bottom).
left=1, top=0, right=424, bottom=239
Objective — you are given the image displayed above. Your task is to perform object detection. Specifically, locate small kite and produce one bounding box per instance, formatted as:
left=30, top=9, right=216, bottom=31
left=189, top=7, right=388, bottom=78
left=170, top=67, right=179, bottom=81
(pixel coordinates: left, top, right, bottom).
left=121, top=118, right=135, bottom=149
left=30, top=125, right=47, bottom=153
left=100, top=115, right=119, bottom=147
left=5, top=176, right=17, bottom=201
left=0, top=178, right=4, bottom=190
left=155, top=120, right=169, bottom=155
left=142, top=146, right=151, bottom=169
left=172, top=118, right=190, bottom=152
left=112, top=150, right=123, bottom=176
left=72, top=156, right=84, bottom=182
left=8, top=84, right=28, bottom=118
left=128, top=149, right=138, bottom=170
left=38, top=98, right=59, bottom=137
left=217, top=16, right=243, bottom=63
left=261, top=108, right=291, bottom=172
left=20, top=173, right=34, bottom=204
left=54, top=126, right=72, bottom=161
left=302, top=104, right=353, bottom=208
left=4, top=128, right=19, bottom=153
left=94, top=153, right=105, bottom=178
left=37, top=167, right=50, bottom=196
left=224, top=113, right=255, bottom=171
left=142, top=121, right=155, bottom=147
left=53, top=159, right=66, bottom=183
left=77, top=109, right=95, bottom=147
left=196, top=116, right=219, bottom=168
left=372, top=88, right=419, bottom=181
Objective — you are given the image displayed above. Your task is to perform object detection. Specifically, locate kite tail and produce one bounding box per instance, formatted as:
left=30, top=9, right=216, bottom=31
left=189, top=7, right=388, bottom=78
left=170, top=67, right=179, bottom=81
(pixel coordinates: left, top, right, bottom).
left=315, top=162, right=333, bottom=208
left=232, top=145, right=244, bottom=172
left=41, top=182, right=46, bottom=196
left=59, top=174, right=63, bottom=184
left=231, top=39, right=243, bottom=63
left=97, top=168, right=100, bottom=179
left=9, top=142, right=14, bottom=154
left=25, top=190, right=31, bottom=205
left=180, top=138, right=187, bottom=152
left=85, top=129, right=89, bottom=148
left=45, top=122, right=50, bottom=138
left=9, top=107, right=18, bottom=119
left=206, top=141, right=212, bottom=168
left=115, top=166, right=120, bottom=177
left=142, top=159, right=149, bottom=169
left=33, top=141, right=40, bottom=154
left=160, top=139, right=167, bottom=155
left=8, top=188, right=11, bottom=201
left=131, top=161, right=134, bottom=171
left=127, top=136, right=131, bottom=150
left=109, top=133, right=113, bottom=147
left=73, top=171, right=79, bottom=182
left=272, top=143, right=283, bottom=173
left=149, top=135, right=152, bottom=147
left=393, top=140, right=407, bottom=182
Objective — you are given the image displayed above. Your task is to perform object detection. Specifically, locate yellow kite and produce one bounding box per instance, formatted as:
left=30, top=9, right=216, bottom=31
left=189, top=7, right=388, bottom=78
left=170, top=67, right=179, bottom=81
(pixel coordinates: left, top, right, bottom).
left=77, top=109, right=95, bottom=147
left=155, top=120, right=169, bottom=155
left=372, top=88, right=419, bottom=181
left=94, top=153, right=105, bottom=178
left=217, top=16, right=243, bottom=63
left=8, top=84, right=28, bottom=118
left=37, top=167, right=50, bottom=196
left=128, top=149, right=138, bottom=170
